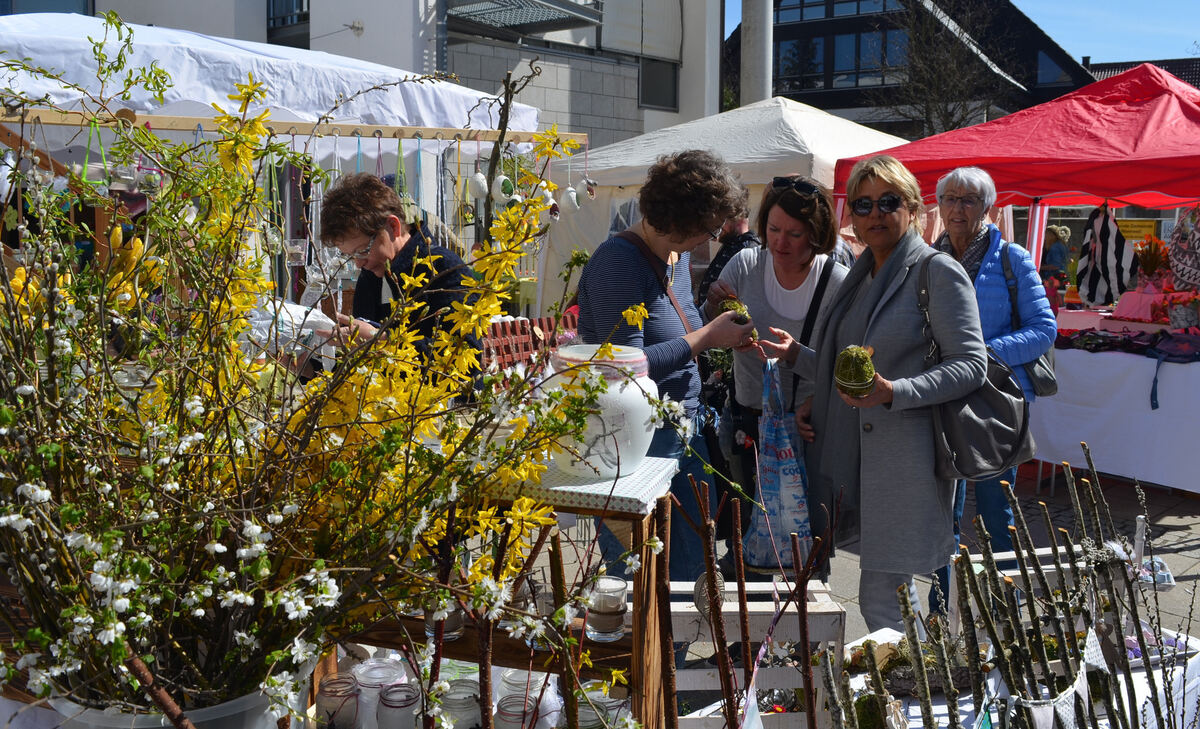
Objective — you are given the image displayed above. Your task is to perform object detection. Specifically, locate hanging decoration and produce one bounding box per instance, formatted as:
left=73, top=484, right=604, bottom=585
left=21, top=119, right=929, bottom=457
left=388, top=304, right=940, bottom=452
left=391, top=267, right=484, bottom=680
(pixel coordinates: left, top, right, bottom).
left=394, top=136, right=406, bottom=197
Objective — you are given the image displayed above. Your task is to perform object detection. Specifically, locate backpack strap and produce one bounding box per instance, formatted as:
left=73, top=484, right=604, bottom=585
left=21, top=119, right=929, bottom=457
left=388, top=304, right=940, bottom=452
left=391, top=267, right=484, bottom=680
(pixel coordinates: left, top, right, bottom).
left=788, top=259, right=835, bottom=410
left=617, top=230, right=695, bottom=334
left=916, top=253, right=940, bottom=365
left=999, top=241, right=1022, bottom=331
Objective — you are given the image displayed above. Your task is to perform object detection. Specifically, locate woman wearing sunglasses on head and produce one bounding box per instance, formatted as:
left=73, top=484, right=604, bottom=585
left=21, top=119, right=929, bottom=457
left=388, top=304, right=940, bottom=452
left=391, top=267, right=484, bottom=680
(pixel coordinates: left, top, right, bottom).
left=927, top=166, right=1056, bottom=613
left=577, top=149, right=756, bottom=582
left=701, top=175, right=849, bottom=573
left=758, top=155, right=986, bottom=632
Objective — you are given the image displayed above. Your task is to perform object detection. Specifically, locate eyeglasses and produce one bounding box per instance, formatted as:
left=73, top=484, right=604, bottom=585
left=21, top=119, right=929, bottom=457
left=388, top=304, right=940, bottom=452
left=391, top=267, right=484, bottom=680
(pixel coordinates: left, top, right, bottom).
left=771, top=176, right=820, bottom=196
left=705, top=220, right=727, bottom=242
left=939, top=194, right=983, bottom=209
left=849, top=193, right=904, bottom=217
left=338, top=231, right=379, bottom=259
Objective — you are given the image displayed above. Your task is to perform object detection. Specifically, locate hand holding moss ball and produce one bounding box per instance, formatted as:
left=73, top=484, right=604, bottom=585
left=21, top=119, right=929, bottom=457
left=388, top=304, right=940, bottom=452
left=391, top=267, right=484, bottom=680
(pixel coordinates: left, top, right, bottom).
left=719, top=297, right=758, bottom=340
left=835, top=344, right=876, bottom=397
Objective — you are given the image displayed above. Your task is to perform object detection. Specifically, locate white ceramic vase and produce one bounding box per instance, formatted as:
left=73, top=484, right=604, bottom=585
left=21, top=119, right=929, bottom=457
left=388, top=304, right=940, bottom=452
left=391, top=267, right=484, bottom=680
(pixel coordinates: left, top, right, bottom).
left=549, top=344, right=658, bottom=480
left=50, top=687, right=307, bottom=729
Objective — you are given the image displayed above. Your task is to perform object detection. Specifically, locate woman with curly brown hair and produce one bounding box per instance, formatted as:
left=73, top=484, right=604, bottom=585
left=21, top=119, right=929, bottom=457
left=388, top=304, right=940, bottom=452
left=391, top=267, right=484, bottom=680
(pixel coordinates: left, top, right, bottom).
left=577, top=149, right=755, bottom=581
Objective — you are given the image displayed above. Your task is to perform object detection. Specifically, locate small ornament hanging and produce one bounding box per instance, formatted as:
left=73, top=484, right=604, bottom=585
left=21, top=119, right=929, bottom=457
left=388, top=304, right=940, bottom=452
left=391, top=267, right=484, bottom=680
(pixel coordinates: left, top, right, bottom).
left=491, top=175, right=516, bottom=204
left=468, top=171, right=489, bottom=199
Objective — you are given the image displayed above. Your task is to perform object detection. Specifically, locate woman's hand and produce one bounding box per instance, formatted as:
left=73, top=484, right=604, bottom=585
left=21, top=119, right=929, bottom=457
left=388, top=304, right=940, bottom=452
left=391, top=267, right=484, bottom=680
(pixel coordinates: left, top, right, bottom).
left=704, top=280, right=738, bottom=317
left=837, top=373, right=894, bottom=409
left=795, top=396, right=815, bottom=442
left=755, top=326, right=801, bottom=367
left=690, top=310, right=755, bottom=352
left=317, top=313, right=380, bottom=351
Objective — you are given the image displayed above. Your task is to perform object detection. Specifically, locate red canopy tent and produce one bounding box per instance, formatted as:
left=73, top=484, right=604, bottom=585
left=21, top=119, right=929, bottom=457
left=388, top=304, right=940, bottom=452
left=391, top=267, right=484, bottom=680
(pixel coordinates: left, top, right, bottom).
left=833, top=63, right=1200, bottom=263
left=834, top=64, right=1200, bottom=208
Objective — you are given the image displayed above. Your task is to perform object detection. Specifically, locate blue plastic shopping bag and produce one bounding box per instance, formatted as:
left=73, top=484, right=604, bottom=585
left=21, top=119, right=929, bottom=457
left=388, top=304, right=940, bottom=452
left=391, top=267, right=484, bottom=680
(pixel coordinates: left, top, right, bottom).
left=741, top=359, right=813, bottom=569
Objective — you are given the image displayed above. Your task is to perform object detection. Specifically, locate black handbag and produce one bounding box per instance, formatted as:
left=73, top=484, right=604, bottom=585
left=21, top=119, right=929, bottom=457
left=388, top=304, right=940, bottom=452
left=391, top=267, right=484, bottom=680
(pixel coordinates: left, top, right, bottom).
left=999, top=242, right=1057, bottom=397
left=917, top=254, right=1036, bottom=481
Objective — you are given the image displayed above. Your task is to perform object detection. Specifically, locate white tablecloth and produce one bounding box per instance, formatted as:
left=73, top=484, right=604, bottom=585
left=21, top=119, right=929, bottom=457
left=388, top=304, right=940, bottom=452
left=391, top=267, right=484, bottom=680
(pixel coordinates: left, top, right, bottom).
left=1030, top=348, right=1200, bottom=493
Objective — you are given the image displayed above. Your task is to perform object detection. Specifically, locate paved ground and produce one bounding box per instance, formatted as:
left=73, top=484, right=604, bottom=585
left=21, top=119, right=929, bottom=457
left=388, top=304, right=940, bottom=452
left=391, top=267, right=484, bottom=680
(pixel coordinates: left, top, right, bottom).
left=821, top=461, right=1200, bottom=642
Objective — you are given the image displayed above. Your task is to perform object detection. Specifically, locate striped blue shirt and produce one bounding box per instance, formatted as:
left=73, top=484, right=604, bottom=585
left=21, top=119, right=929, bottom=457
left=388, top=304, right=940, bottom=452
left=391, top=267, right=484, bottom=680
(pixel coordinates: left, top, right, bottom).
left=577, top=235, right=702, bottom=413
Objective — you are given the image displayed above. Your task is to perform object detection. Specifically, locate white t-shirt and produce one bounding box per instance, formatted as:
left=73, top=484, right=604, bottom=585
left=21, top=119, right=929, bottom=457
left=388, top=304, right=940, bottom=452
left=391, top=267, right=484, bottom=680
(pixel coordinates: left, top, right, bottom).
left=764, top=253, right=829, bottom=321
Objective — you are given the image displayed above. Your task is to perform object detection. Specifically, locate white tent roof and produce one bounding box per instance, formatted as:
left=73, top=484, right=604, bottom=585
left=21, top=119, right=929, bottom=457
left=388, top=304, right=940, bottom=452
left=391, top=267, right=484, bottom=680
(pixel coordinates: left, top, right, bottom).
left=539, top=98, right=904, bottom=310
left=0, top=12, right=538, bottom=163
left=577, top=97, right=905, bottom=188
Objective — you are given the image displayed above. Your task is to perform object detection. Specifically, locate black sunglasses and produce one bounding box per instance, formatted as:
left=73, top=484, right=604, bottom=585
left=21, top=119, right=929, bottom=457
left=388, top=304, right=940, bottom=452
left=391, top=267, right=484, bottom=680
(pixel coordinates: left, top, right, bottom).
left=849, top=192, right=904, bottom=216
left=771, top=176, right=820, bottom=196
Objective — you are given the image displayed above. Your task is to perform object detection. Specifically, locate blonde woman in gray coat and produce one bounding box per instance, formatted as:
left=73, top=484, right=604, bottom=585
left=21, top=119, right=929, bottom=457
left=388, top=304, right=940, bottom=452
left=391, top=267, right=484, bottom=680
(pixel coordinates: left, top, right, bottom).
left=760, top=155, right=987, bottom=632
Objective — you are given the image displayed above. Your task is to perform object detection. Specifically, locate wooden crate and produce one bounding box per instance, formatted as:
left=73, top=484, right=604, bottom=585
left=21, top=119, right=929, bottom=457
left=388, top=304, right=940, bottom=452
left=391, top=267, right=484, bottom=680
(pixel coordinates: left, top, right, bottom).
left=672, top=578, right=845, bottom=729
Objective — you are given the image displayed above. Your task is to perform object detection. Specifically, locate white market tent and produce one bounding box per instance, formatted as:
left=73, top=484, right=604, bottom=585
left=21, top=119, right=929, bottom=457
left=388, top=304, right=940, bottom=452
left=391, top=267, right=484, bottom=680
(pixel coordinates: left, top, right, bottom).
left=540, top=97, right=905, bottom=309
left=0, top=12, right=539, bottom=184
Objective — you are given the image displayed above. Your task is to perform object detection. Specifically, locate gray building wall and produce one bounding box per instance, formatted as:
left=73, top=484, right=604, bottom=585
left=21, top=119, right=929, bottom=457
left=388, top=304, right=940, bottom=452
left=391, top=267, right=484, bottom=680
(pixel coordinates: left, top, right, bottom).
left=449, top=38, right=642, bottom=148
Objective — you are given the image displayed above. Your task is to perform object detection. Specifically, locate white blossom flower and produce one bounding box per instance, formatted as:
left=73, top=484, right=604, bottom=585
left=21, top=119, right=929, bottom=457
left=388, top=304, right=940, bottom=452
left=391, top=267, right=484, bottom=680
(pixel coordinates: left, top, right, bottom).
left=623, top=554, right=642, bottom=573
left=16, top=653, right=40, bottom=671
left=644, top=536, right=664, bottom=555
left=14, top=385, right=34, bottom=396
left=291, top=636, right=317, bottom=665
left=205, top=541, right=227, bottom=555
left=97, top=620, right=125, bottom=645
left=234, top=631, right=261, bottom=651
left=16, top=482, right=51, bottom=504
left=218, top=589, right=255, bottom=608
left=161, top=481, right=180, bottom=494
left=281, top=504, right=299, bottom=516
left=267, top=513, right=283, bottom=525
left=111, top=597, right=130, bottom=613
left=0, top=514, right=32, bottom=532
left=259, top=671, right=299, bottom=720
left=26, top=668, right=49, bottom=695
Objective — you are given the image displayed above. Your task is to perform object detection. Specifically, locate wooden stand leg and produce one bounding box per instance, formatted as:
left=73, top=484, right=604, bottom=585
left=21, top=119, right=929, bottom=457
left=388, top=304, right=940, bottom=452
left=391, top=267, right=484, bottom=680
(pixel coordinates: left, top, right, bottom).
left=631, top=496, right=668, bottom=729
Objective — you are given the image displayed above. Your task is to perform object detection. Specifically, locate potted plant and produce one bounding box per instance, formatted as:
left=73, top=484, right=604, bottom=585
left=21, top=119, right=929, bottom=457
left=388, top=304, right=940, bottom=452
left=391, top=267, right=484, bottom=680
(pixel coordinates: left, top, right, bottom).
left=0, top=14, right=643, bottom=727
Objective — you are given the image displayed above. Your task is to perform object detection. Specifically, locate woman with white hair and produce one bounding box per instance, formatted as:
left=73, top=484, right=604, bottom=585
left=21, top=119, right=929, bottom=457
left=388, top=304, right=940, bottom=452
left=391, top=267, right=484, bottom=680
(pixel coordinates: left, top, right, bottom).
left=929, top=165, right=1057, bottom=612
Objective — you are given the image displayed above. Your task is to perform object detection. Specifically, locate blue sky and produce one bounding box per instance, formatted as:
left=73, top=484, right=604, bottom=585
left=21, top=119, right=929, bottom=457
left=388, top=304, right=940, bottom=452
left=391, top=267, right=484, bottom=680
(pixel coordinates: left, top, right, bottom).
left=723, top=1, right=1199, bottom=64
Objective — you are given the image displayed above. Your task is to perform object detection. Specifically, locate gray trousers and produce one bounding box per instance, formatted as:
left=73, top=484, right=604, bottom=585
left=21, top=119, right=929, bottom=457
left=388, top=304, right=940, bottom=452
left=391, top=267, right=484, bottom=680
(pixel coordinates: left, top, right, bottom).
left=859, top=568, right=925, bottom=638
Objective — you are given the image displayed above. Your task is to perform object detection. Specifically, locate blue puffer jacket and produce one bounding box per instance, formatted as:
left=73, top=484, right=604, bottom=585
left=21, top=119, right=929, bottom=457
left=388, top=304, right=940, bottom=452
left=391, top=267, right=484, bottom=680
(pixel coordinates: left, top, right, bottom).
left=971, top=224, right=1057, bottom=401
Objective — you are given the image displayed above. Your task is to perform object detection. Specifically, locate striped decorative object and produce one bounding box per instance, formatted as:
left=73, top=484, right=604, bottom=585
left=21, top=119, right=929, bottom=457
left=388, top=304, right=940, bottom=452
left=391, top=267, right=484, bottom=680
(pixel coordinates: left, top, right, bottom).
left=1076, top=207, right=1138, bottom=306
left=1024, top=200, right=1050, bottom=269
left=1169, top=205, right=1200, bottom=292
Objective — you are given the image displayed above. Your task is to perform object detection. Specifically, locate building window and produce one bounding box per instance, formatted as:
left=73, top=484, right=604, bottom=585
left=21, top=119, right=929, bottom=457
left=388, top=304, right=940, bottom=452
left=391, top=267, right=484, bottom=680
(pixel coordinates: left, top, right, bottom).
left=640, top=57, right=679, bottom=112
left=776, top=0, right=828, bottom=23
left=775, top=37, right=825, bottom=93
left=2, top=0, right=89, bottom=12
left=830, top=29, right=907, bottom=88
left=268, top=0, right=309, bottom=29
left=776, top=0, right=802, bottom=24
left=1037, top=51, right=1071, bottom=85
left=830, top=0, right=901, bottom=15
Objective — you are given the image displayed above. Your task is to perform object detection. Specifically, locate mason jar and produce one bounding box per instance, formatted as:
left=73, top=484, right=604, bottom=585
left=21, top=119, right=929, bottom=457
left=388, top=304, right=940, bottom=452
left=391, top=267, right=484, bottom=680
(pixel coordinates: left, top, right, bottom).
left=315, top=674, right=359, bottom=729
left=376, top=683, right=420, bottom=729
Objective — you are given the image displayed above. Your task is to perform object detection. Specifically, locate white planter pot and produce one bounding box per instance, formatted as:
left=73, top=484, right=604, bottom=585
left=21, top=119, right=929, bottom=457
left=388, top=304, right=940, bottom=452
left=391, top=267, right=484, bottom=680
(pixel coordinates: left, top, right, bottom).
left=549, top=344, right=658, bottom=480
left=50, top=690, right=303, bottom=729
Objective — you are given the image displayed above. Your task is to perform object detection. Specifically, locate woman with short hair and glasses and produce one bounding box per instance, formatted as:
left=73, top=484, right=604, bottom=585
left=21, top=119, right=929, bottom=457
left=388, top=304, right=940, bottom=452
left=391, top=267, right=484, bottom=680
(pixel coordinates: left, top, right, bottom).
left=928, top=166, right=1056, bottom=613
left=577, top=149, right=755, bottom=582
left=319, top=172, right=477, bottom=360
left=700, top=174, right=848, bottom=573
left=758, top=155, right=986, bottom=631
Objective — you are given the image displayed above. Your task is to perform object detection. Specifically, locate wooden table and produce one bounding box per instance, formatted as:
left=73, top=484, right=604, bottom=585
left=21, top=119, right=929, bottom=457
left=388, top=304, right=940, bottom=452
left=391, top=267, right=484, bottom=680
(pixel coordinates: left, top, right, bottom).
left=353, top=457, right=678, bottom=729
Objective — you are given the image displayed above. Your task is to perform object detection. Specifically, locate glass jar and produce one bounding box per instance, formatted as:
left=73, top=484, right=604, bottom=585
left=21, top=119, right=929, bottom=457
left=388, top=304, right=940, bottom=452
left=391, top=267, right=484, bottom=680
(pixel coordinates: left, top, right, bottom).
left=497, top=668, right=550, bottom=702
left=376, top=683, right=420, bottom=729
left=582, top=680, right=630, bottom=724
left=493, top=694, right=536, bottom=729
left=584, top=575, right=628, bottom=642
left=442, top=678, right=482, bottom=729
left=351, top=658, right=405, bottom=729
left=315, top=675, right=359, bottom=729
left=424, top=602, right=466, bottom=641
left=576, top=703, right=606, bottom=729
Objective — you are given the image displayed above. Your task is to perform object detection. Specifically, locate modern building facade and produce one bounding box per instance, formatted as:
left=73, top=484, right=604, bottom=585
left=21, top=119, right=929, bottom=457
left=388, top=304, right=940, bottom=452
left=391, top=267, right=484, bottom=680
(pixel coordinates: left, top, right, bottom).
left=733, top=0, right=1095, bottom=139
left=15, top=0, right=718, bottom=148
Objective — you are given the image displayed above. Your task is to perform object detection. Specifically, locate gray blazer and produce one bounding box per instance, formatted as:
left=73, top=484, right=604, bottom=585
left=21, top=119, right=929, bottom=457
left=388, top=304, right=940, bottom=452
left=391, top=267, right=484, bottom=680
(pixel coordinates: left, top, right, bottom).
left=795, top=232, right=987, bottom=575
